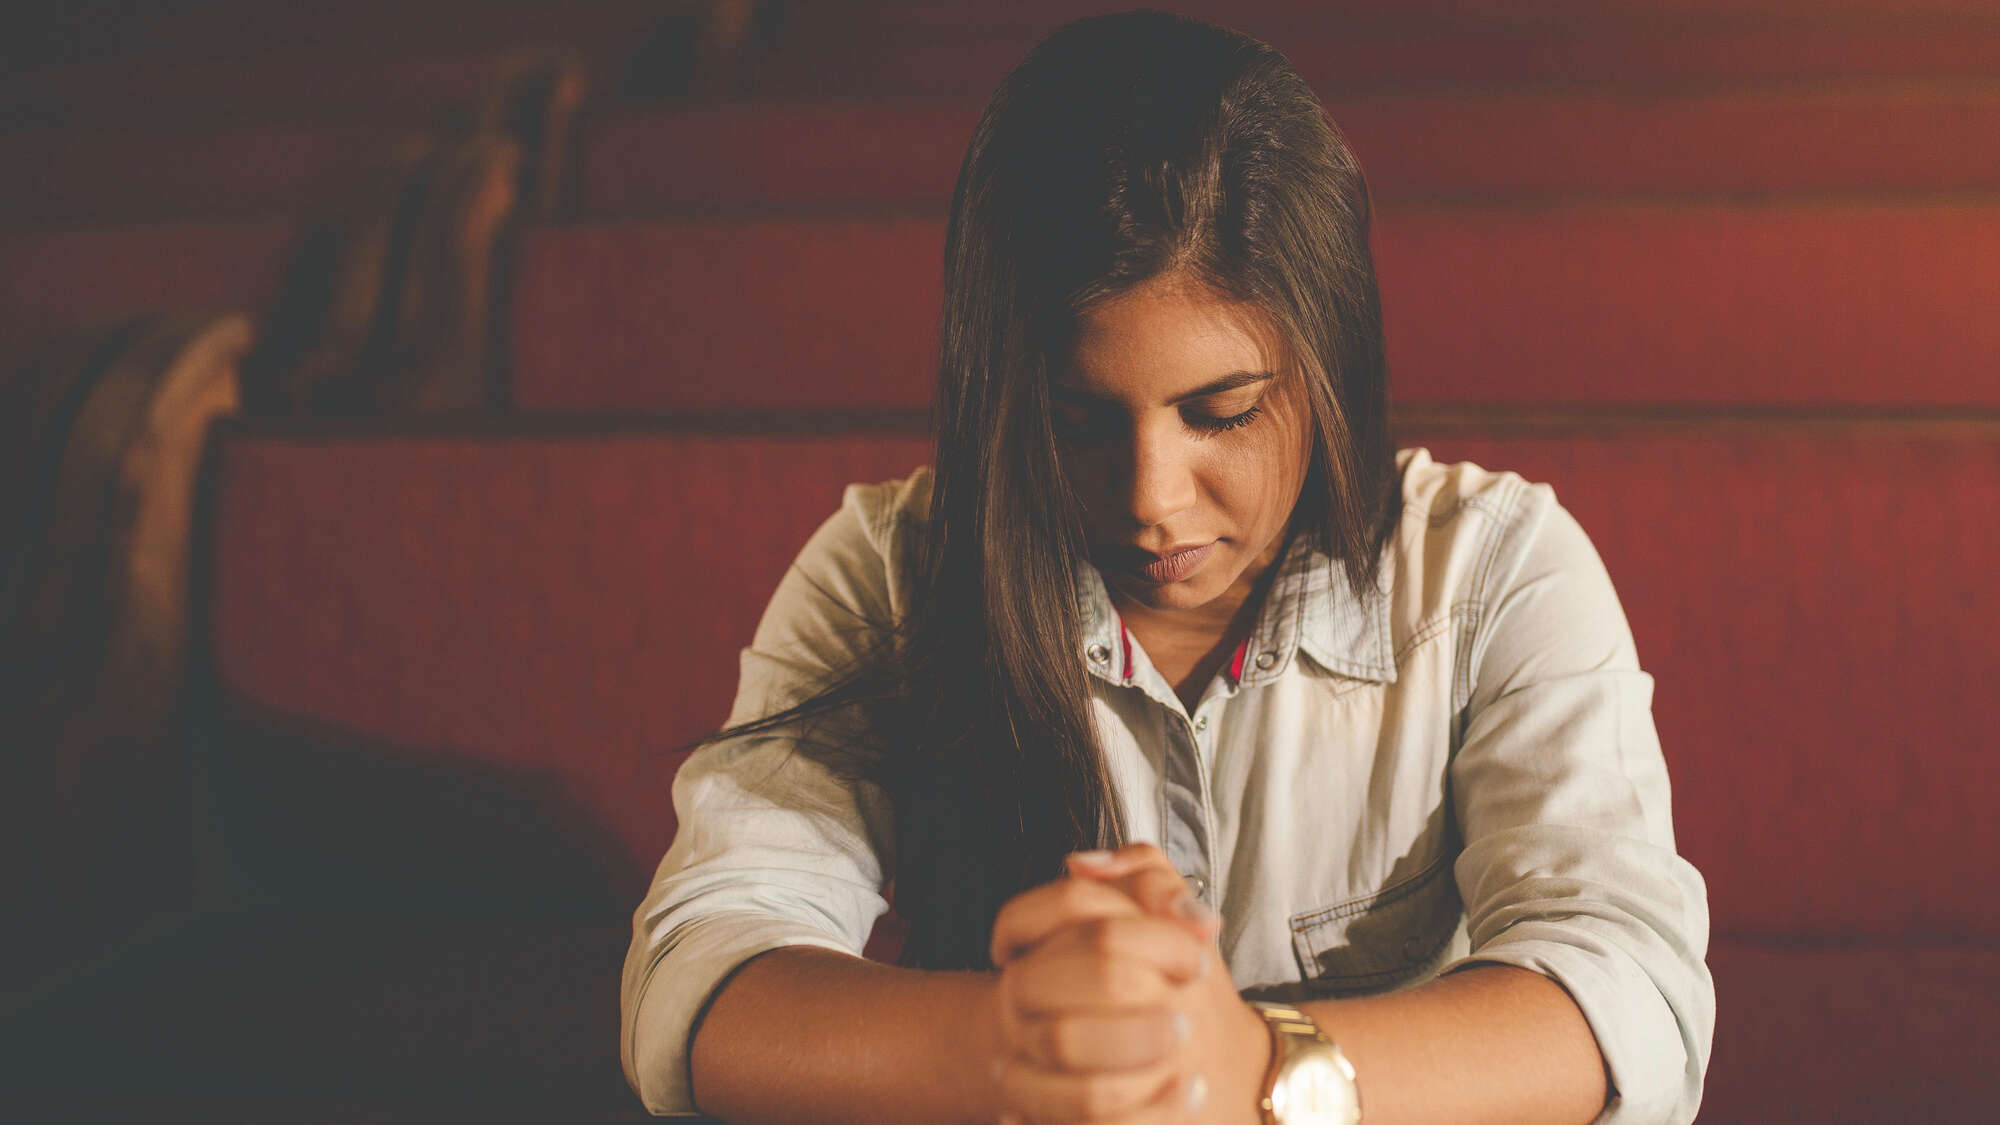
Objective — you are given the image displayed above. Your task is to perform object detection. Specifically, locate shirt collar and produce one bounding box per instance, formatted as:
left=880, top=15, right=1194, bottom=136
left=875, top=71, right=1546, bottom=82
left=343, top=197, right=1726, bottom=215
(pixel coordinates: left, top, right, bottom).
left=1074, top=531, right=1396, bottom=689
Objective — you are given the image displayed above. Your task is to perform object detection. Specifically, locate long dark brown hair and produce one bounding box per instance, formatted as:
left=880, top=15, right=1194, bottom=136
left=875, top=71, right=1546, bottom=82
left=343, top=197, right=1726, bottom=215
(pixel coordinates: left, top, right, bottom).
left=676, top=11, right=1402, bottom=972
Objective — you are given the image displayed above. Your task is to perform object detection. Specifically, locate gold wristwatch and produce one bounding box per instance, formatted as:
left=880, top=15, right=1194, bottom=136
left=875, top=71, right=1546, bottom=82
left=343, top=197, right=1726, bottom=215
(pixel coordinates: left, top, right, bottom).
left=1250, top=1002, right=1362, bottom=1125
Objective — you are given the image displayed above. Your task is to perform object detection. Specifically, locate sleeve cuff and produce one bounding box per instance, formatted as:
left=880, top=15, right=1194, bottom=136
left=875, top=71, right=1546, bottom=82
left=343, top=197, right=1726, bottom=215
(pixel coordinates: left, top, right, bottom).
left=1439, top=927, right=1709, bottom=1125
left=622, top=912, right=861, bottom=1116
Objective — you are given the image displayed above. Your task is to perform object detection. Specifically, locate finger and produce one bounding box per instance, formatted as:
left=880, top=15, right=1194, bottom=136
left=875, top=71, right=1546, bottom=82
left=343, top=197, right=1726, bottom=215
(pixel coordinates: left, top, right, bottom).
left=1014, top=1007, right=1189, bottom=1073
left=1064, top=842, right=1174, bottom=880
left=1006, top=918, right=1208, bottom=1014
left=991, top=876, right=1148, bottom=966
left=1067, top=847, right=1221, bottom=941
left=1047, top=913, right=1212, bottom=988
left=995, top=1053, right=1180, bottom=1124
left=1090, top=1071, right=1210, bottom=1125
left=1006, top=944, right=1177, bottom=1015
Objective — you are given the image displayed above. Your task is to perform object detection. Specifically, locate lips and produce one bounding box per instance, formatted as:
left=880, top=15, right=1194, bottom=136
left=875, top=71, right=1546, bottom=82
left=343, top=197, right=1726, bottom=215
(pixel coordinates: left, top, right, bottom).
left=1128, top=542, right=1216, bottom=584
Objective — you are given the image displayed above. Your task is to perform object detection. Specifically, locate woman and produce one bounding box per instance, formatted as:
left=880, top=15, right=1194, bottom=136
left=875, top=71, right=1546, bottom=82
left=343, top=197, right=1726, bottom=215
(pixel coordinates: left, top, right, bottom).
left=621, top=12, right=1713, bottom=1124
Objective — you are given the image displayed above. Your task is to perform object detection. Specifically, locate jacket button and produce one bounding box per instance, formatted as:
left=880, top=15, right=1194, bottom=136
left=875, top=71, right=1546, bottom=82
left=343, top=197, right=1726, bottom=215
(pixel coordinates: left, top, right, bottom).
left=1183, top=873, right=1208, bottom=900
left=1087, top=643, right=1111, bottom=664
left=1254, top=651, right=1277, bottom=670
left=1193, top=715, right=1208, bottom=732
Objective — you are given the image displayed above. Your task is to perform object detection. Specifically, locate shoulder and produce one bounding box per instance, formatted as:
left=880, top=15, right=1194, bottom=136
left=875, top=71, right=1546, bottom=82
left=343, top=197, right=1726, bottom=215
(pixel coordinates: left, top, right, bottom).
left=730, top=465, right=930, bottom=723
left=1391, top=446, right=1562, bottom=603
left=1396, top=446, right=1548, bottom=537
left=798, top=464, right=932, bottom=625
left=1389, top=447, right=1636, bottom=700
left=1388, top=447, right=1621, bottom=645
left=839, top=464, right=932, bottom=551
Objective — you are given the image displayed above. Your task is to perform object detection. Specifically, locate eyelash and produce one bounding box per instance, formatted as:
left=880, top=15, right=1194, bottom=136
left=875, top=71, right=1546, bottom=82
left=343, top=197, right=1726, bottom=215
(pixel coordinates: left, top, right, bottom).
left=1055, top=405, right=1263, bottom=442
left=1190, top=405, right=1263, bottom=434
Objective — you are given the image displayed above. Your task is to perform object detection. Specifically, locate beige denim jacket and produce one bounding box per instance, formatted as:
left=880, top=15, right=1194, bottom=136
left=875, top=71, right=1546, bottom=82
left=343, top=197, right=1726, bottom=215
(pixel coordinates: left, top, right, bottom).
left=621, top=448, right=1715, bottom=1122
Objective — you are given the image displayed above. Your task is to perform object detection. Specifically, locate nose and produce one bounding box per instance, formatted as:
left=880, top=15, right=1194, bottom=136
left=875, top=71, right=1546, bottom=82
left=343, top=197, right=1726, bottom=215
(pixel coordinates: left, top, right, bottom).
left=1122, top=418, right=1197, bottom=530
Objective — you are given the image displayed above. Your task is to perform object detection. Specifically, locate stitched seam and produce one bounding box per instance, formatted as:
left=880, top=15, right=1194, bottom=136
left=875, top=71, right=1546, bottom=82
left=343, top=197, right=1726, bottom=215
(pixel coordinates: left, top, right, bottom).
left=1289, top=852, right=1451, bottom=931
left=1466, top=477, right=1522, bottom=631
left=1446, top=602, right=1481, bottom=716
left=1420, top=490, right=1511, bottom=529
left=1456, top=478, right=1522, bottom=705
left=1394, top=613, right=1454, bottom=666
left=1302, top=923, right=1459, bottom=984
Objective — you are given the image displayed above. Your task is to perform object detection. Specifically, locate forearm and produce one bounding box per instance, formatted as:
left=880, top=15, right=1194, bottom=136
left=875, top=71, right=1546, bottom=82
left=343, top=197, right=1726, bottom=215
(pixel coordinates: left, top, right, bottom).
left=688, top=945, right=1005, bottom=1125
left=1297, top=963, right=1607, bottom=1125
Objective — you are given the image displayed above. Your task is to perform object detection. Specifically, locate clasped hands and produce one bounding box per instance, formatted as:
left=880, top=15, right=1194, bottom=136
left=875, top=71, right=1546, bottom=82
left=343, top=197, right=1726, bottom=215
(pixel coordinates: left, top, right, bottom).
left=987, top=843, right=1270, bottom=1125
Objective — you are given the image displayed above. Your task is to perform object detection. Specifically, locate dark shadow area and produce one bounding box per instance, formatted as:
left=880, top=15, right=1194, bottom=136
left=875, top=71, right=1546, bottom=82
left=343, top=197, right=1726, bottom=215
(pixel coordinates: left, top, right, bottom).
left=203, top=698, right=642, bottom=917
left=2, top=700, right=648, bottom=1114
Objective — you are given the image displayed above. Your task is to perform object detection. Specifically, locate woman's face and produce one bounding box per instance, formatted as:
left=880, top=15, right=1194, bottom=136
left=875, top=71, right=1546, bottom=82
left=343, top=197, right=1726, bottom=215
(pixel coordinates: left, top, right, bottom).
left=1053, top=272, right=1314, bottom=616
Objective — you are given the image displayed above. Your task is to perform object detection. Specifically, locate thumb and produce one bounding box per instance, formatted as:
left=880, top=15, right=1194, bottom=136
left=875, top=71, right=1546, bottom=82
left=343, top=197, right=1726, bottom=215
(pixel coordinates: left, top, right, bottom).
left=1064, top=847, right=1221, bottom=942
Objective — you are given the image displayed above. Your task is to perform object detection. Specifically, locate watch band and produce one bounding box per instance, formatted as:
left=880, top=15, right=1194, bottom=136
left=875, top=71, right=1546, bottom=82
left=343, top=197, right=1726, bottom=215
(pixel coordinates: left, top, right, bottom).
left=1251, top=1002, right=1361, bottom=1125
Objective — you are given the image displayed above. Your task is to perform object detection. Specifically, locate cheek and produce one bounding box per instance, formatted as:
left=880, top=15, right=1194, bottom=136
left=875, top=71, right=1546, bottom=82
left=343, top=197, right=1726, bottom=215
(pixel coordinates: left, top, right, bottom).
left=1206, top=440, right=1297, bottom=529
left=1210, top=402, right=1310, bottom=525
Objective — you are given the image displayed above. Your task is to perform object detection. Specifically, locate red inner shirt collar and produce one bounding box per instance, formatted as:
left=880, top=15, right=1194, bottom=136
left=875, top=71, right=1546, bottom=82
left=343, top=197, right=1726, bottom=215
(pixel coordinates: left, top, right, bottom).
left=1113, top=614, right=1252, bottom=685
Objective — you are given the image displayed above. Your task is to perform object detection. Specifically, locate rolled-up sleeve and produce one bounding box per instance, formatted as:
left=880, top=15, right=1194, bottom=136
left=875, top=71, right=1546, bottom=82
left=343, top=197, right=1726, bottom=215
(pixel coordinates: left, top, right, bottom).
left=620, top=482, right=908, bottom=1115
left=1441, top=482, right=1715, bottom=1125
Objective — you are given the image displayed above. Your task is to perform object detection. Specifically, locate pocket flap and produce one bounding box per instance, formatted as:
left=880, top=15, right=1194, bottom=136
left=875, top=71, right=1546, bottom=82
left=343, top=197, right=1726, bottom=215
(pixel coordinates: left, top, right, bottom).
left=1289, top=854, right=1462, bottom=994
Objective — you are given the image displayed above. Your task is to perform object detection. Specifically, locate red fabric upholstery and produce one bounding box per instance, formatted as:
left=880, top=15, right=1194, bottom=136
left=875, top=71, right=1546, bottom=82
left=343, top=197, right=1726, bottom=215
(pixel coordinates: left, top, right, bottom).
left=0, top=221, right=294, bottom=364
left=580, top=102, right=979, bottom=215
left=2, top=125, right=425, bottom=225
left=210, top=429, right=934, bottom=900
left=1377, top=204, right=2000, bottom=407
left=738, top=17, right=2000, bottom=99
left=510, top=205, right=2000, bottom=411
left=5, top=909, right=651, bottom=1113
left=1702, top=941, right=2000, bottom=1123
left=0, top=4, right=666, bottom=131
left=509, top=220, right=945, bottom=412
left=582, top=92, right=2000, bottom=214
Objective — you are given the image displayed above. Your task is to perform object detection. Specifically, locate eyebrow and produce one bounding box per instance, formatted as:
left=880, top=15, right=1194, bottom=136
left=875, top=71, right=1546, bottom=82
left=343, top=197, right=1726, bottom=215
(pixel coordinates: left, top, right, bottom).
left=1052, top=370, right=1279, bottom=406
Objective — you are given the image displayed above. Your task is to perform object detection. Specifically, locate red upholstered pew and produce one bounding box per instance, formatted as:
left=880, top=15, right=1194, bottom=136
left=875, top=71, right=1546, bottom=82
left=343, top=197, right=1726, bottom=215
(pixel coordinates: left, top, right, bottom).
left=11, top=418, right=1986, bottom=1119
left=0, top=220, right=295, bottom=369
left=0, top=1, right=665, bottom=132
left=1, top=125, right=430, bottom=227
left=729, top=3, right=2000, bottom=99
left=206, top=426, right=936, bottom=893
left=580, top=89, right=2000, bottom=214
left=508, top=204, right=2000, bottom=413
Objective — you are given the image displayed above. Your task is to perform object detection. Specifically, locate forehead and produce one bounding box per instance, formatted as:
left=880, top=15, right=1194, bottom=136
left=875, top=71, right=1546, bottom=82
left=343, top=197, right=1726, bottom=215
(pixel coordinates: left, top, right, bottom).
left=1060, top=277, right=1284, bottom=395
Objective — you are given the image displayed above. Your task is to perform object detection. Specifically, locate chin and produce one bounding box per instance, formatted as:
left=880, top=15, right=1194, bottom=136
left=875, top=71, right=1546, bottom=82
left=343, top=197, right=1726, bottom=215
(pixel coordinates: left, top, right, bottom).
left=1111, top=570, right=1225, bottom=611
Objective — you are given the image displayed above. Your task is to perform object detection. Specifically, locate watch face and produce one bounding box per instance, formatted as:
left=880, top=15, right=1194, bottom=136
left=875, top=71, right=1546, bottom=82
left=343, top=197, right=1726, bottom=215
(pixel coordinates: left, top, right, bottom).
left=1272, top=1052, right=1361, bottom=1125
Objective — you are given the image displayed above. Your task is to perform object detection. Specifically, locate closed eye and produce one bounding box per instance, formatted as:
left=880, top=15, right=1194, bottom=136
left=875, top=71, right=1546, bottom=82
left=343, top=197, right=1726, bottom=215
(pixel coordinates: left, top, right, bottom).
left=1053, top=403, right=1265, bottom=442
left=1187, top=405, right=1262, bottom=434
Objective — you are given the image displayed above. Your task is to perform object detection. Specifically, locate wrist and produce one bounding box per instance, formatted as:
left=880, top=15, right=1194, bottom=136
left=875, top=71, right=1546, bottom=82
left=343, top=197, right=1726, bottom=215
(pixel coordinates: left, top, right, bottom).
left=1245, top=1000, right=1363, bottom=1125
left=976, top=971, right=1011, bottom=1122
left=1227, top=999, right=1277, bottom=1125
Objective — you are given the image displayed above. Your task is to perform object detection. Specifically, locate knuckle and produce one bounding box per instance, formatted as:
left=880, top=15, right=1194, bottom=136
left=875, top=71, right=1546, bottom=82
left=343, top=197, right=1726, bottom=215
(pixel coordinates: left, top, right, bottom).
left=1140, top=870, right=1191, bottom=910
left=1111, top=959, right=1154, bottom=1000
left=1078, top=1074, right=1122, bottom=1118
left=1044, top=1017, right=1082, bottom=1068
left=1078, top=916, right=1120, bottom=954
left=1087, top=947, right=1126, bottom=989
left=1055, top=878, right=1098, bottom=916
left=995, top=964, right=1021, bottom=1017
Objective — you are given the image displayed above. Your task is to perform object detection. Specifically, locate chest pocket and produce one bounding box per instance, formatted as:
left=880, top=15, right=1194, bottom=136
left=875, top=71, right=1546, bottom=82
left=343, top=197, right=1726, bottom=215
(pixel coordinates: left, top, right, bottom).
left=1289, top=852, right=1463, bottom=996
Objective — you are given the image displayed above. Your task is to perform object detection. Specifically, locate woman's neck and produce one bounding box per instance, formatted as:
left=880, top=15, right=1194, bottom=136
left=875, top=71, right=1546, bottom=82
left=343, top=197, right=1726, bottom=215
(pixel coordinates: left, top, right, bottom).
left=1110, top=522, right=1296, bottom=708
